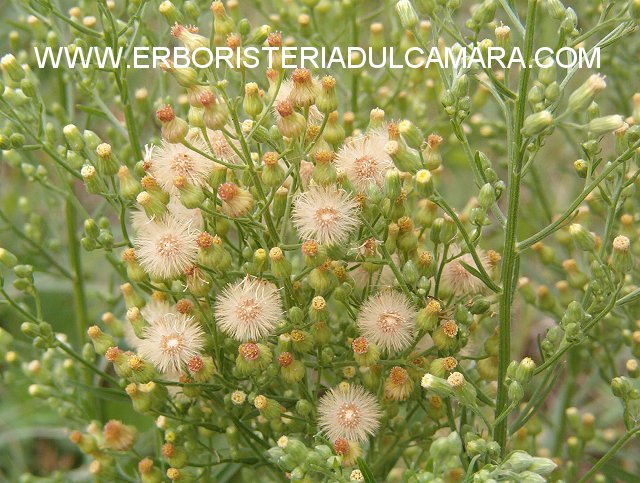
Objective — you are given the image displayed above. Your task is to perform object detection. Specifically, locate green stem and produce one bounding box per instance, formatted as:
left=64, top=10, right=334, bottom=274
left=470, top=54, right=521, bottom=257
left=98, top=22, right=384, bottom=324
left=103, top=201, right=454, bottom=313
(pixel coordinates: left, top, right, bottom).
left=518, top=140, right=640, bottom=251
left=494, top=0, right=538, bottom=452
left=577, top=427, right=640, bottom=483
left=65, top=197, right=89, bottom=346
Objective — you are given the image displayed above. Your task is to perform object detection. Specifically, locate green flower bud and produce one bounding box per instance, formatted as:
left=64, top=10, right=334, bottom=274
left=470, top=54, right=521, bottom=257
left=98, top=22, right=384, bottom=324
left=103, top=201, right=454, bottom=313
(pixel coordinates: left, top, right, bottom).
left=159, top=1, right=183, bottom=25
left=588, top=115, right=625, bottom=135
left=399, top=120, right=423, bottom=150
left=14, top=264, right=33, bottom=279
left=611, top=235, right=632, bottom=272
left=21, top=321, right=40, bottom=338
left=515, top=357, right=536, bottom=384
left=529, top=457, right=557, bottom=476
left=136, top=191, right=168, bottom=219
left=508, top=381, right=524, bottom=402
left=236, top=342, right=272, bottom=375
left=269, top=247, right=292, bottom=279
left=546, top=0, right=565, bottom=19
left=568, top=74, right=606, bottom=112
left=611, top=376, right=632, bottom=398
left=386, top=140, right=420, bottom=172
left=469, top=298, right=491, bottom=314
left=212, top=1, right=236, bottom=37
left=421, top=373, right=454, bottom=398
left=504, top=451, right=534, bottom=472
left=447, top=372, right=477, bottom=407
left=478, top=183, right=495, bottom=209
left=574, top=158, right=588, bottom=178
left=254, top=394, right=281, bottom=420
left=323, top=111, right=345, bottom=146
left=0, top=247, right=19, bottom=268
left=1, top=54, right=26, bottom=82
left=63, top=124, right=85, bottom=152
left=384, top=168, right=402, bottom=200
left=521, top=110, right=553, bottom=137
left=316, top=76, right=338, bottom=114
left=472, top=0, right=497, bottom=26
left=568, top=223, right=596, bottom=251
left=276, top=100, right=306, bottom=138
left=395, top=0, right=419, bottom=30
left=2, top=86, right=29, bottom=107
left=414, top=169, right=434, bottom=198
left=174, top=176, right=204, bottom=209
left=296, top=399, right=314, bottom=416
left=117, top=166, right=141, bottom=199
left=402, top=260, right=419, bottom=285
left=243, top=82, right=263, bottom=118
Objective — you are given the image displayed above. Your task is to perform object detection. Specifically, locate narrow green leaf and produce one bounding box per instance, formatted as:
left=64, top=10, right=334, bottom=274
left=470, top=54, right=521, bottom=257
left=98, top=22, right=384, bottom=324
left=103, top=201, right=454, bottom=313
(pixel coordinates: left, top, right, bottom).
left=357, top=457, right=376, bottom=483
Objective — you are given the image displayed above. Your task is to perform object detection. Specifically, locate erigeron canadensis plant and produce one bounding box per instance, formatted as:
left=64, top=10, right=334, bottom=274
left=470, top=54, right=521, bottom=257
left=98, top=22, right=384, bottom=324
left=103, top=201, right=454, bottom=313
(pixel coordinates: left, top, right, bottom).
left=0, top=0, right=640, bottom=481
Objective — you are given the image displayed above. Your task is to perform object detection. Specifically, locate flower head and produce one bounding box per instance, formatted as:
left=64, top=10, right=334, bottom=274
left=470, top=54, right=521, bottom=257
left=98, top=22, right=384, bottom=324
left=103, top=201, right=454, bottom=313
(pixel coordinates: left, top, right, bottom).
left=138, top=312, right=205, bottom=373
left=357, top=290, right=416, bottom=352
left=147, top=139, right=213, bottom=192
left=292, top=186, right=360, bottom=245
left=231, top=390, right=247, bottom=405
left=217, top=182, right=255, bottom=218
left=440, top=246, right=494, bottom=296
left=103, top=420, right=137, bottom=451
left=288, top=68, right=319, bottom=108
left=276, top=79, right=323, bottom=124
left=134, top=214, right=199, bottom=280
left=194, top=128, right=240, bottom=165
left=384, top=366, right=414, bottom=401
left=141, top=298, right=173, bottom=324
left=131, top=196, right=204, bottom=232
left=317, top=385, right=381, bottom=442
left=215, top=277, right=283, bottom=341
left=335, top=129, right=393, bottom=192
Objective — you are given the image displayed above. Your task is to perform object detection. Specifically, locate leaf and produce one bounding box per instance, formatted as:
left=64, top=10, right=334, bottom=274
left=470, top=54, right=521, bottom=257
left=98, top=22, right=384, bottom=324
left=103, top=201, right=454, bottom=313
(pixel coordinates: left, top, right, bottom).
left=357, top=457, right=377, bottom=483
left=459, top=260, right=486, bottom=285
left=76, top=104, right=111, bottom=119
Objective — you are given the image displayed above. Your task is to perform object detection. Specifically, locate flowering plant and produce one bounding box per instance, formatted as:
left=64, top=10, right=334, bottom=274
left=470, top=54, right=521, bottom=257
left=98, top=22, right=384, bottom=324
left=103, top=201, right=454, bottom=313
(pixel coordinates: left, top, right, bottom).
left=1, top=0, right=640, bottom=481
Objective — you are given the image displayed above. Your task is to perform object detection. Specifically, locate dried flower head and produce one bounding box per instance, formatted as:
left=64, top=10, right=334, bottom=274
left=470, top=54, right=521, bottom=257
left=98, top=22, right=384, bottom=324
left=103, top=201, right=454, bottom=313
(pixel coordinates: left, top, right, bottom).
left=335, top=129, right=393, bottom=192
left=217, top=182, right=255, bottom=218
left=292, top=186, right=360, bottom=245
left=215, top=277, right=283, bottom=341
left=138, top=313, right=205, bottom=373
left=103, top=420, right=136, bottom=451
left=357, top=291, right=416, bottom=352
left=147, top=139, right=212, bottom=192
left=384, top=366, right=414, bottom=401
left=440, top=246, right=493, bottom=295
left=317, top=385, right=381, bottom=442
left=134, top=214, right=199, bottom=280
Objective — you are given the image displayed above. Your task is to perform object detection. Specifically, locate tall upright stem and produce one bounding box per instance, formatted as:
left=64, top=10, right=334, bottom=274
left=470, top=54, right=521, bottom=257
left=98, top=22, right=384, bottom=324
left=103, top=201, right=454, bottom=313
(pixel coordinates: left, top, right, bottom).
left=65, top=196, right=89, bottom=346
left=494, top=0, right=538, bottom=451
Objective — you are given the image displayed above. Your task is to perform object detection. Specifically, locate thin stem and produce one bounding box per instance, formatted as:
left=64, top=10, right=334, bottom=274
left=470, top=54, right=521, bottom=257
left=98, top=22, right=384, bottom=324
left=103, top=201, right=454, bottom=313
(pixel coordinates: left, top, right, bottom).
left=494, top=0, right=538, bottom=452
left=518, top=141, right=640, bottom=250
left=65, top=197, right=89, bottom=346
left=577, top=427, right=640, bottom=483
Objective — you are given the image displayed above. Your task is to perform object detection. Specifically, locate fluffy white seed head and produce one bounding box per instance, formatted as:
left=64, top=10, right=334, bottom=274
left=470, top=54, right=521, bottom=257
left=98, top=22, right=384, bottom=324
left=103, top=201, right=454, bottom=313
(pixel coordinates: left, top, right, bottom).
left=440, top=246, right=492, bottom=296
left=147, top=139, right=213, bottom=192
left=317, top=385, right=381, bottom=442
left=335, top=129, right=393, bottom=192
left=292, top=186, right=360, bottom=245
left=357, top=290, right=416, bottom=352
left=138, top=312, right=205, bottom=373
left=215, top=277, right=283, bottom=341
left=134, top=214, right=199, bottom=279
